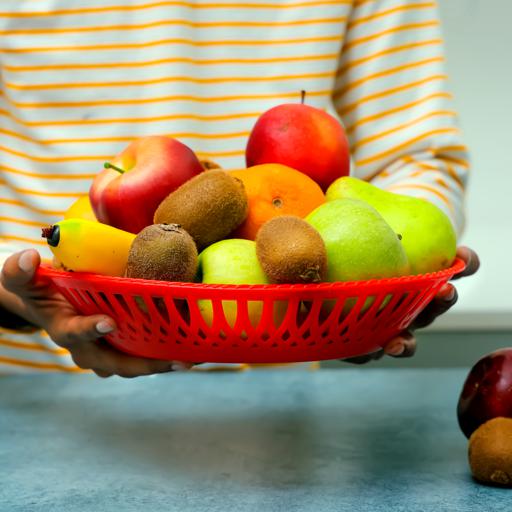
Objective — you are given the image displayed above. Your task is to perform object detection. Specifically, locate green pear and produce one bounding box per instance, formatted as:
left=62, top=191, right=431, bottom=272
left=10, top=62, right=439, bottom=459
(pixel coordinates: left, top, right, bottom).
left=198, top=239, right=284, bottom=329
left=326, top=177, right=456, bottom=275
left=306, top=198, right=410, bottom=282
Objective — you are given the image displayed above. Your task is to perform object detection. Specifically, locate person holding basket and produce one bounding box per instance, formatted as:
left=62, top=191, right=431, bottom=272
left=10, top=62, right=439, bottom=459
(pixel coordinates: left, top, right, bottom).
left=0, top=0, right=478, bottom=376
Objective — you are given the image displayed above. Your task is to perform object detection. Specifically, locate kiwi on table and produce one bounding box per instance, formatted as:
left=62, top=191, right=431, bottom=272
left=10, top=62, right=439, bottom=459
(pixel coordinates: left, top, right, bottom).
left=256, top=215, right=327, bottom=284
left=154, top=170, right=248, bottom=251
left=126, top=223, right=197, bottom=282
left=469, top=417, right=512, bottom=487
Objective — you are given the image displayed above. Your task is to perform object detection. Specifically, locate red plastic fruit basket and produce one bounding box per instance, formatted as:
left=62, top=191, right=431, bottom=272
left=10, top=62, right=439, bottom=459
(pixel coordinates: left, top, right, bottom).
left=36, top=259, right=465, bottom=363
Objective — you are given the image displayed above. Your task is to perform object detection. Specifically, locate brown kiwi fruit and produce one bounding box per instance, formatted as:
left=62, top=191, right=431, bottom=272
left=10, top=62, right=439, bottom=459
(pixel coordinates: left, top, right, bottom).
left=126, top=223, right=197, bottom=282
left=256, top=215, right=327, bottom=284
left=154, top=170, right=248, bottom=251
left=469, top=417, right=512, bottom=486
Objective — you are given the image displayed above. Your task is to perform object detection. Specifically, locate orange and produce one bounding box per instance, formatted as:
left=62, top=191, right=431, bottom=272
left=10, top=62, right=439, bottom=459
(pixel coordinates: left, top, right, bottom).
left=230, top=163, right=325, bottom=240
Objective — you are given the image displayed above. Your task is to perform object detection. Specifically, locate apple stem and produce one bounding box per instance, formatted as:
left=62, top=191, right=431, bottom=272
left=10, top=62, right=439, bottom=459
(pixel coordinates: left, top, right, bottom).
left=104, top=162, right=125, bottom=174
left=301, top=90, right=306, bottom=104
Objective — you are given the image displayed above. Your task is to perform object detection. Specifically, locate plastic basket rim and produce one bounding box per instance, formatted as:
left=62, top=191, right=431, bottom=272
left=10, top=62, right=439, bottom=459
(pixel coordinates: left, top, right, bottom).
left=37, top=257, right=465, bottom=292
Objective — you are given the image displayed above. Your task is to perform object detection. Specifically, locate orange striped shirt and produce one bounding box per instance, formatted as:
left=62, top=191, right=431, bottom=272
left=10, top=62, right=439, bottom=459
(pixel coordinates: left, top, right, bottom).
left=0, top=0, right=468, bottom=373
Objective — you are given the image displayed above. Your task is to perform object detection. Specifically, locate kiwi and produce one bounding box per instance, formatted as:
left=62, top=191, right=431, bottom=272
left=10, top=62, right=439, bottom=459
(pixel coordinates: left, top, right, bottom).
left=256, top=215, right=327, bottom=284
left=126, top=223, right=197, bottom=282
left=154, top=170, right=248, bottom=251
left=469, top=417, right=512, bottom=486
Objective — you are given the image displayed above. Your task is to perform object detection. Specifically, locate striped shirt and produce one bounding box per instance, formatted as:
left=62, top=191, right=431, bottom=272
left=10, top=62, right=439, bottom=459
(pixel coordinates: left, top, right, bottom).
left=0, top=0, right=469, bottom=373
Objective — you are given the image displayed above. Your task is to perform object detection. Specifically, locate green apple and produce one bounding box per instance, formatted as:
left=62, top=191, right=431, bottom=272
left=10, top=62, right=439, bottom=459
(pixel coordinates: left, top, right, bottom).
left=326, top=177, right=456, bottom=274
left=198, top=239, right=276, bottom=329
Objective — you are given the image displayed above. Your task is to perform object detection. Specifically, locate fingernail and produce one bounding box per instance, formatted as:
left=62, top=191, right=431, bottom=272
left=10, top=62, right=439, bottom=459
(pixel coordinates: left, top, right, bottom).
left=445, top=287, right=456, bottom=301
left=96, top=320, right=114, bottom=334
left=18, top=251, right=34, bottom=273
left=438, top=283, right=455, bottom=300
left=386, top=342, right=405, bottom=356
left=171, top=362, right=190, bottom=372
left=442, top=286, right=456, bottom=301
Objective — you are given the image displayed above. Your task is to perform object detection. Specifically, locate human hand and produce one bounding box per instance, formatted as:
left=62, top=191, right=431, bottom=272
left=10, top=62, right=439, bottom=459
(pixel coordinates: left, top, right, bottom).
left=0, top=249, right=193, bottom=377
left=343, top=246, right=480, bottom=364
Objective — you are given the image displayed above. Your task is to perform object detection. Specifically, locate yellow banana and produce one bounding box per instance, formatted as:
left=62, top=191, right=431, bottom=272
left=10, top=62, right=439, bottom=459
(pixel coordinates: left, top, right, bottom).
left=42, top=218, right=135, bottom=276
left=63, top=195, right=97, bottom=222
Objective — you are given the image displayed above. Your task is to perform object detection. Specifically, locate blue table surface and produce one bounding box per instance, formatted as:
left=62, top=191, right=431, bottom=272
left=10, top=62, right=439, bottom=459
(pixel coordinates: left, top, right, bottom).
left=0, top=369, right=509, bottom=512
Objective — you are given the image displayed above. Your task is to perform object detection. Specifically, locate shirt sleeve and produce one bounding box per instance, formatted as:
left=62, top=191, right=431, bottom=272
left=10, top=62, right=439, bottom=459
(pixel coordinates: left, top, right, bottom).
left=332, top=0, right=468, bottom=236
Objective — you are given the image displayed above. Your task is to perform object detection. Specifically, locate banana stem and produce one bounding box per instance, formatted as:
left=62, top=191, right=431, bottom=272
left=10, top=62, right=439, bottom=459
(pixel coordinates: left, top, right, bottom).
left=104, top=162, right=125, bottom=174
left=41, top=226, right=54, bottom=239
left=41, top=225, right=60, bottom=247
left=301, top=90, right=306, bottom=104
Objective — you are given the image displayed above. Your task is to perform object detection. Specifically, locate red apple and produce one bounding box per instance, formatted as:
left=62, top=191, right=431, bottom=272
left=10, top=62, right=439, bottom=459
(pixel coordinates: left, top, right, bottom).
left=90, top=136, right=203, bottom=234
left=457, top=348, right=512, bottom=438
left=246, top=91, right=350, bottom=191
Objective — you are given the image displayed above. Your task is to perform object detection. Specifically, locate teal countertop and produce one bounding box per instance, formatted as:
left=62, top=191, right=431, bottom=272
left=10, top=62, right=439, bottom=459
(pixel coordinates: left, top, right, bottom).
left=0, top=369, right=509, bottom=511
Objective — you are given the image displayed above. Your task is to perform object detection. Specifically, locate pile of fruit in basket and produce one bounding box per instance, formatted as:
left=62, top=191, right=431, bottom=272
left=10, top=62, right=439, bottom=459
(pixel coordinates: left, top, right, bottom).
left=43, top=94, right=457, bottom=292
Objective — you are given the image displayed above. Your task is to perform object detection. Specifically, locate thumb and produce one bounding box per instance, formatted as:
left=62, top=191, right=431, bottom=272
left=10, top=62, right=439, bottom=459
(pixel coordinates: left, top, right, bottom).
left=1, top=249, right=41, bottom=296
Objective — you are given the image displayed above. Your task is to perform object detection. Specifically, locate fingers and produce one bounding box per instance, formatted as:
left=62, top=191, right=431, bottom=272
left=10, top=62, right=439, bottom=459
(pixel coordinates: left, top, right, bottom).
left=411, top=284, right=458, bottom=330
left=384, top=331, right=416, bottom=358
left=71, top=340, right=193, bottom=378
left=47, top=310, right=193, bottom=378
left=343, top=331, right=417, bottom=364
left=437, top=282, right=456, bottom=300
left=93, top=369, right=114, bottom=378
left=342, top=349, right=385, bottom=365
left=49, top=314, right=116, bottom=347
left=0, top=249, right=41, bottom=296
left=453, top=246, right=480, bottom=280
